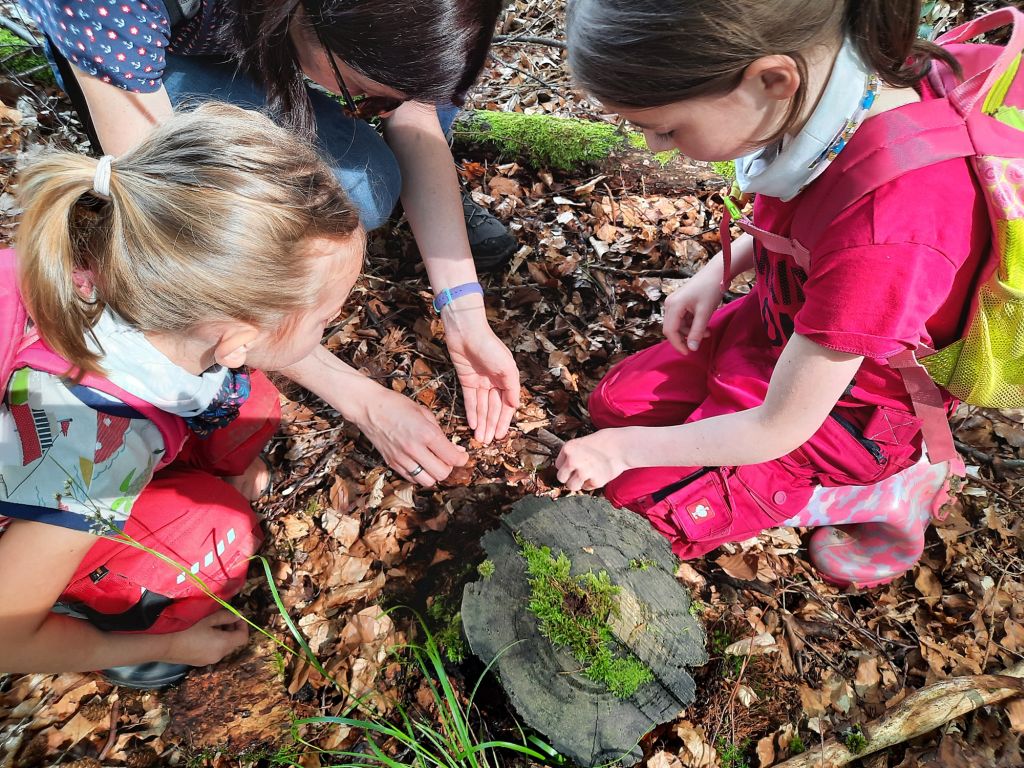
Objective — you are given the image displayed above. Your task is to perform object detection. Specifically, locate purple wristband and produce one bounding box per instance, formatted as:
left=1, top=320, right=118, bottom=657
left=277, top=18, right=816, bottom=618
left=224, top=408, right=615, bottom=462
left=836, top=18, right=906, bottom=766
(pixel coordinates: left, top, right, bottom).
left=432, top=282, right=484, bottom=313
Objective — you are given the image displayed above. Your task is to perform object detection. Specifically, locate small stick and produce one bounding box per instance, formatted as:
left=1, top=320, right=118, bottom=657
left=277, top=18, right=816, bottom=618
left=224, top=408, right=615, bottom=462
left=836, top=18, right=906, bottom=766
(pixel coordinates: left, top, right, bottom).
left=97, top=698, right=121, bottom=762
left=493, top=34, right=567, bottom=49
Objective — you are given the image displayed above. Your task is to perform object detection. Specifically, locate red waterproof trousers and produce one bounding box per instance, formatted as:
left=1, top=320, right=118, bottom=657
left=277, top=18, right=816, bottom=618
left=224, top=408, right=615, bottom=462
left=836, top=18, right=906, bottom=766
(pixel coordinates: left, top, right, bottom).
left=57, top=371, right=281, bottom=634
left=589, top=296, right=925, bottom=559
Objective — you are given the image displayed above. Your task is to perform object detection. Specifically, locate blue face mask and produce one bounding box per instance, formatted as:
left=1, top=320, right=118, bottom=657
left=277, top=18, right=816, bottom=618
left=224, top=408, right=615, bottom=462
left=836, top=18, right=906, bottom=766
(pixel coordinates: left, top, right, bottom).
left=734, top=38, right=879, bottom=202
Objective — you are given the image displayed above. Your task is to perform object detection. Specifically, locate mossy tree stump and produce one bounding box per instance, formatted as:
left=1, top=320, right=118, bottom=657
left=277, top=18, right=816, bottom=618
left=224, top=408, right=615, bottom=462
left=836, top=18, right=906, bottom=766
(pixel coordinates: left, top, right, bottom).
left=462, top=496, right=707, bottom=767
left=453, top=110, right=727, bottom=192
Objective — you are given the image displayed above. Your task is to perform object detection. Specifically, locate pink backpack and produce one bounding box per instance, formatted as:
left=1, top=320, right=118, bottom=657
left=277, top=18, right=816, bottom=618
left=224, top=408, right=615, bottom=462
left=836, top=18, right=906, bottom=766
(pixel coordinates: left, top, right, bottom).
left=1, top=247, right=188, bottom=469
left=721, top=6, right=1024, bottom=476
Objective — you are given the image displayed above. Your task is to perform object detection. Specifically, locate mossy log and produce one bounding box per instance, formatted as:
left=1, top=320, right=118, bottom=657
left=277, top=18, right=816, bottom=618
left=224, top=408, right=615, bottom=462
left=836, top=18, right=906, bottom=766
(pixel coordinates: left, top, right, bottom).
left=453, top=110, right=728, bottom=191
left=461, top=496, right=708, bottom=768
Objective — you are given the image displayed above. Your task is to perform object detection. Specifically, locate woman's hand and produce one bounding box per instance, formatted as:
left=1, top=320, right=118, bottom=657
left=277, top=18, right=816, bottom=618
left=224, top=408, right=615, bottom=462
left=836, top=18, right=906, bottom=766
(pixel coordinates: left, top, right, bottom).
left=442, top=311, right=520, bottom=445
left=354, top=386, right=469, bottom=486
left=165, top=609, right=249, bottom=667
left=663, top=257, right=725, bottom=355
left=556, top=428, right=635, bottom=491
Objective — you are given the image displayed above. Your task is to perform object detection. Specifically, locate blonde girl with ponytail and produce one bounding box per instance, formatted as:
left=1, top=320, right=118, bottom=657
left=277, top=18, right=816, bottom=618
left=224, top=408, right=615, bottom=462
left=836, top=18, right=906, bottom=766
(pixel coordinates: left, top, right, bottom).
left=0, top=102, right=368, bottom=688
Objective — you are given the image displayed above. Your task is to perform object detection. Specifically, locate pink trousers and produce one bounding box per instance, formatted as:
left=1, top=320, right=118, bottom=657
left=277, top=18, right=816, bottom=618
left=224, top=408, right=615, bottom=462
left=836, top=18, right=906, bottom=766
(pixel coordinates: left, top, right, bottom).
left=57, top=371, right=281, bottom=634
left=589, top=295, right=925, bottom=559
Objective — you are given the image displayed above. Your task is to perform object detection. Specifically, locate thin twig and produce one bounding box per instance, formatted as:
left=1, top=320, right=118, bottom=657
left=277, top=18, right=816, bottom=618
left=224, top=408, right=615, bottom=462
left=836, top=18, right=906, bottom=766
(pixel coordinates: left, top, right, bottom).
left=487, top=52, right=556, bottom=89
left=97, top=698, right=120, bottom=762
left=493, top=34, right=567, bottom=49
left=955, top=439, right=1024, bottom=470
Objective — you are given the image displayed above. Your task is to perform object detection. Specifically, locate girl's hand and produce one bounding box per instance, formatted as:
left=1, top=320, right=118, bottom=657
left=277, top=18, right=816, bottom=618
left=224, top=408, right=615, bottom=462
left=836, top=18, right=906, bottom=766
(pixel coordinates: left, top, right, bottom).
left=556, top=428, right=634, bottom=491
left=354, top=387, right=469, bottom=486
left=663, top=258, right=725, bottom=355
left=442, top=314, right=520, bottom=444
left=165, top=609, right=249, bottom=667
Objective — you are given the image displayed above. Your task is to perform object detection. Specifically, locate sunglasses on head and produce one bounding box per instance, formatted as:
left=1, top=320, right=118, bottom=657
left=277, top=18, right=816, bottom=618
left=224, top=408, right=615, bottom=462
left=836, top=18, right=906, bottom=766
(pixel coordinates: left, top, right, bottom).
left=308, top=16, right=408, bottom=119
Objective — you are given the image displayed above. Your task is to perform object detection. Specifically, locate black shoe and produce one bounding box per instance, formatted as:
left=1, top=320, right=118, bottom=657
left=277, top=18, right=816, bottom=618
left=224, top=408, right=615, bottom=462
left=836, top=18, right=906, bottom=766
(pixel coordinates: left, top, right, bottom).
left=101, top=662, right=191, bottom=690
left=462, top=189, right=517, bottom=273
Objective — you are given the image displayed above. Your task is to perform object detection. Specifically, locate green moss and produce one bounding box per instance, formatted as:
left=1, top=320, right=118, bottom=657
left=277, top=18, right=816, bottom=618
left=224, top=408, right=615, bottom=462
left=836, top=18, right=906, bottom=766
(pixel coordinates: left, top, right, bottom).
left=518, top=536, right=654, bottom=699
left=477, top=559, right=495, bottom=579
left=622, top=561, right=655, bottom=573
left=788, top=733, right=806, bottom=755
left=0, top=29, right=54, bottom=85
left=711, top=160, right=737, bottom=181
left=426, top=599, right=467, bottom=665
left=716, top=738, right=751, bottom=768
left=455, top=111, right=628, bottom=171
left=628, top=132, right=681, bottom=167
left=842, top=725, right=868, bottom=755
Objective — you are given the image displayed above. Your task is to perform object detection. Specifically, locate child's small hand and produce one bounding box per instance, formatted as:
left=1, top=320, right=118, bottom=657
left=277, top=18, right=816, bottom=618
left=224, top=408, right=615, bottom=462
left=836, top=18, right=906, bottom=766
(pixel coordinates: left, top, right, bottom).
left=165, top=609, right=249, bottom=667
left=555, top=429, right=633, bottom=491
left=663, top=261, right=724, bottom=355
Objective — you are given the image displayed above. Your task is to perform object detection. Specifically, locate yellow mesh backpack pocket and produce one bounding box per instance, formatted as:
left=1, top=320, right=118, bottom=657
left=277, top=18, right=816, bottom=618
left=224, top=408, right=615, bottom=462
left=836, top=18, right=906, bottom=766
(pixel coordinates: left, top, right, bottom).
left=919, top=55, right=1024, bottom=409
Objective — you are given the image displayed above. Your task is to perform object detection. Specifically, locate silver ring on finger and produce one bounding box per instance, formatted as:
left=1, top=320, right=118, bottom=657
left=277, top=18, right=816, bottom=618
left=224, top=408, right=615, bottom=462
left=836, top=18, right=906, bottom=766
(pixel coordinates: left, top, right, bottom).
left=409, top=464, right=424, bottom=478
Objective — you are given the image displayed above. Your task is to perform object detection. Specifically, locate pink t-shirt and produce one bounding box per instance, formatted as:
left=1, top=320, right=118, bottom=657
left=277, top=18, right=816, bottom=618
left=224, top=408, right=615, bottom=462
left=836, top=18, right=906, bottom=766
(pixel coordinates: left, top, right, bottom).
left=750, top=118, right=989, bottom=414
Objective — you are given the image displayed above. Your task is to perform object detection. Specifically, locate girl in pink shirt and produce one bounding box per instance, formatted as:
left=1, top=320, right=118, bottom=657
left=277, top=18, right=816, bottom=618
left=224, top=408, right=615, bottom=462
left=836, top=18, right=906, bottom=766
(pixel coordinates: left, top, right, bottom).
left=559, top=0, right=989, bottom=587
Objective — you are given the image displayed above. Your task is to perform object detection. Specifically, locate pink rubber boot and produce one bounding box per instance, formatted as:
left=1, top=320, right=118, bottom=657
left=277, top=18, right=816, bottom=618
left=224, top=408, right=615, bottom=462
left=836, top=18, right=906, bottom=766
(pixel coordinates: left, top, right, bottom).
left=784, top=459, right=953, bottom=589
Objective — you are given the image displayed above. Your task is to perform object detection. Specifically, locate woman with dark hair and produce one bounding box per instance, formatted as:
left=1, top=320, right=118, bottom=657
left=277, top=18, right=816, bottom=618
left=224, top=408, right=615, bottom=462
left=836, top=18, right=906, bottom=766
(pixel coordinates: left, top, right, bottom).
left=19, top=0, right=521, bottom=488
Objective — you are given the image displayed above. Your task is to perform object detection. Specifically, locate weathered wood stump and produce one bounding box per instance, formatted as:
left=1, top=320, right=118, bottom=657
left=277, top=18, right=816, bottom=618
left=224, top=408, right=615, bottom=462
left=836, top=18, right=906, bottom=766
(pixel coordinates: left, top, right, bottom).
left=462, top=496, right=707, bottom=767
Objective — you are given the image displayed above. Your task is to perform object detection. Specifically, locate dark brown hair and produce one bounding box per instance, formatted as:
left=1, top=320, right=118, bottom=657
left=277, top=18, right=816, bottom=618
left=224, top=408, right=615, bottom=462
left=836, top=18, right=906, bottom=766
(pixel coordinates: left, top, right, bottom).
left=229, top=0, right=504, bottom=138
left=567, top=0, right=961, bottom=136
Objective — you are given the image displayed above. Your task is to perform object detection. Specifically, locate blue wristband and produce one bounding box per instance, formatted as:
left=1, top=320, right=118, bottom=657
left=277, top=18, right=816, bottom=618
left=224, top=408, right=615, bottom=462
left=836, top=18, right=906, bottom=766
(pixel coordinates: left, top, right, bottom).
left=432, top=282, right=484, bottom=313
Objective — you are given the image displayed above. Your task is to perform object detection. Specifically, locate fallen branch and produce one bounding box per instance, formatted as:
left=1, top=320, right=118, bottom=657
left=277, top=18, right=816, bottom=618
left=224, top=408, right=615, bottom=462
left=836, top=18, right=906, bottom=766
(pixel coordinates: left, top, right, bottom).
left=775, top=661, right=1024, bottom=767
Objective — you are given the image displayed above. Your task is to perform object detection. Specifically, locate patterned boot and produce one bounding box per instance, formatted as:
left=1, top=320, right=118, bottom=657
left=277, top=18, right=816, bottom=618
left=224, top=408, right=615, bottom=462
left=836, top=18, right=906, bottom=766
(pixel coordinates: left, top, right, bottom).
left=784, top=459, right=952, bottom=589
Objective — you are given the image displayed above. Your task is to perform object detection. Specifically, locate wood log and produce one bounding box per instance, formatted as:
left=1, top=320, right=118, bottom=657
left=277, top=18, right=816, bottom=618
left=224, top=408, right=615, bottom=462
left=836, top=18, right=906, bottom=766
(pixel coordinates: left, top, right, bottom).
left=452, top=110, right=727, bottom=193
left=775, top=662, right=1024, bottom=768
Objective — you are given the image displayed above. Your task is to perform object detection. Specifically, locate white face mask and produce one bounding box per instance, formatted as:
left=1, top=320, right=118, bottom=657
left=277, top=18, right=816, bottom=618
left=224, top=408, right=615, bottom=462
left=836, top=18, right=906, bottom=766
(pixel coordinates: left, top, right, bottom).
left=734, top=38, right=879, bottom=202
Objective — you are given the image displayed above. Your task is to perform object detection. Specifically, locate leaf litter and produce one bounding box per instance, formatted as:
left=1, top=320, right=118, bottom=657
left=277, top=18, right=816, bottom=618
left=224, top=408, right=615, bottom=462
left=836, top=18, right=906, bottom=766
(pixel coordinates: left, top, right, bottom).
left=1, top=1, right=1022, bottom=766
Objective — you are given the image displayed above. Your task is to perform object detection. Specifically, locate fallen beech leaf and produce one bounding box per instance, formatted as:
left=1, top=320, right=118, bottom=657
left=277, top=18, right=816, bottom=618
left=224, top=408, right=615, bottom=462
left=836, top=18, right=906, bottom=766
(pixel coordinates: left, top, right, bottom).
left=725, top=632, right=778, bottom=657
left=855, top=656, right=882, bottom=699
left=674, top=721, right=717, bottom=768
left=914, top=565, right=942, bottom=607
left=488, top=175, right=522, bottom=197
left=756, top=733, right=776, bottom=767
left=716, top=551, right=759, bottom=581
left=737, top=684, right=759, bottom=707
left=647, top=750, right=683, bottom=768
left=675, top=562, right=707, bottom=590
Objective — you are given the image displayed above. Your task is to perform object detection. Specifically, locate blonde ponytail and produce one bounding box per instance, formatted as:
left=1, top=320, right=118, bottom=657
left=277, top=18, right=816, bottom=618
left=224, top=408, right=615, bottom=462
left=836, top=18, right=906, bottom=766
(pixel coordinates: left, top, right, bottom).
left=14, top=103, right=362, bottom=376
left=16, top=153, right=112, bottom=373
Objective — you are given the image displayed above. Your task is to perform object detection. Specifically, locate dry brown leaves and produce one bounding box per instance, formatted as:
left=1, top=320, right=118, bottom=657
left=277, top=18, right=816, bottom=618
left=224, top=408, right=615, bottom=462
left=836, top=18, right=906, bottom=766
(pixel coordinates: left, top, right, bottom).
left=3, top=1, right=1024, bottom=765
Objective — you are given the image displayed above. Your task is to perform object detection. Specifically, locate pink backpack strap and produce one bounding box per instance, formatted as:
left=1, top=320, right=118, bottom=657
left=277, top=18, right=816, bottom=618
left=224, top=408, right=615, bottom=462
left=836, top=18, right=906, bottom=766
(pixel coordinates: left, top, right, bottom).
left=13, top=344, right=189, bottom=469
left=0, top=248, right=28, bottom=388
left=889, top=350, right=966, bottom=476
left=719, top=199, right=810, bottom=293
left=2, top=247, right=188, bottom=467
left=938, top=6, right=1024, bottom=115
left=791, top=98, right=975, bottom=254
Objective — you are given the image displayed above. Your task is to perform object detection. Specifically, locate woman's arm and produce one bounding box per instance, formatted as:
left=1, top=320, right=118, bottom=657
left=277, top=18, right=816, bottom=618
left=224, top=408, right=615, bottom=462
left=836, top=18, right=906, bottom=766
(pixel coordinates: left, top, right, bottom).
left=556, top=334, right=864, bottom=490
left=278, top=344, right=468, bottom=486
left=384, top=102, right=520, bottom=444
left=0, top=521, right=246, bottom=672
left=74, top=71, right=173, bottom=154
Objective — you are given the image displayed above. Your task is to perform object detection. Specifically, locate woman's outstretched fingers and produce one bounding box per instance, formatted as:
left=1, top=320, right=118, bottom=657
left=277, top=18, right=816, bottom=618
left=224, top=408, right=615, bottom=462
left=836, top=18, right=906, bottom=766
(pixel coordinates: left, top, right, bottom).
left=463, top=386, right=479, bottom=432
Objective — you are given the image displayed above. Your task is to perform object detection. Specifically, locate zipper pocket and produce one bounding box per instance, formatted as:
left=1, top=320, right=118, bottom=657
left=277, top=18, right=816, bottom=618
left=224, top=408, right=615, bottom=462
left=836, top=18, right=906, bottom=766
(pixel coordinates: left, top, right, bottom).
left=651, top=467, right=714, bottom=503
left=830, top=412, right=885, bottom=465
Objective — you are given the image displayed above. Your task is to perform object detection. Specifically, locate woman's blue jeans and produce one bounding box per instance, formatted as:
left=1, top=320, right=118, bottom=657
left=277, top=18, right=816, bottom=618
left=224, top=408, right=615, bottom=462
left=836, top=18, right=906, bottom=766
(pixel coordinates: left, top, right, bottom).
left=162, top=55, right=458, bottom=231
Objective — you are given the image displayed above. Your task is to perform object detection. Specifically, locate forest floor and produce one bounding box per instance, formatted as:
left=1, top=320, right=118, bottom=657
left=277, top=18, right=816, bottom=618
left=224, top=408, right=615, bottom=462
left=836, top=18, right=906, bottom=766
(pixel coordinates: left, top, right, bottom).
left=1, top=2, right=1023, bottom=767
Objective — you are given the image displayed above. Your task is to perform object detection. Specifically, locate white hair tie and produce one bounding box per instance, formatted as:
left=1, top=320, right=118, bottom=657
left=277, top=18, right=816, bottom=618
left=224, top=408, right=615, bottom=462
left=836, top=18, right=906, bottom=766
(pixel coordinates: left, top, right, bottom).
left=93, top=155, right=114, bottom=200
